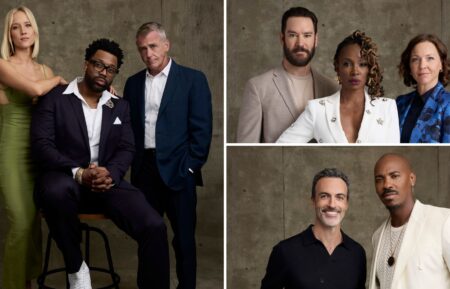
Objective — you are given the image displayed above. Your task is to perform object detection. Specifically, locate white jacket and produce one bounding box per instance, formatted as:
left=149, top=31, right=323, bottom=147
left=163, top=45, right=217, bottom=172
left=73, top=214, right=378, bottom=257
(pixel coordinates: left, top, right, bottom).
left=369, top=200, right=450, bottom=289
left=276, top=90, right=400, bottom=143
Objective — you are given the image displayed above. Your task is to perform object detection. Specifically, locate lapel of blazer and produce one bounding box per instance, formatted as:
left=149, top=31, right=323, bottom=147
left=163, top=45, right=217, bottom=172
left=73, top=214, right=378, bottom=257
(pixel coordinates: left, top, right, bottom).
left=398, top=94, right=414, bottom=135
left=159, top=60, right=179, bottom=116
left=311, top=67, right=325, bottom=99
left=98, top=99, right=115, bottom=163
left=272, top=66, right=297, bottom=121
left=356, top=92, right=374, bottom=142
left=411, top=83, right=443, bottom=142
left=324, top=92, right=347, bottom=142
left=391, top=200, right=425, bottom=288
left=136, top=70, right=147, bottom=130
left=369, top=219, right=390, bottom=289
left=68, top=93, right=90, bottom=151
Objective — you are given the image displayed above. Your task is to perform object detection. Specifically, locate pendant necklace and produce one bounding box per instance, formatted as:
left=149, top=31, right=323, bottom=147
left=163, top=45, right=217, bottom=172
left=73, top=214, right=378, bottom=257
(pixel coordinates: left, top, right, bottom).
left=387, top=223, right=407, bottom=267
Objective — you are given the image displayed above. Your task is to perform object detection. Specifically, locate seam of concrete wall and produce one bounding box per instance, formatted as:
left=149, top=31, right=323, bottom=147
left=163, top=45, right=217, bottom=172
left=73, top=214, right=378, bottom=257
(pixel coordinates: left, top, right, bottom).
left=441, top=0, right=448, bottom=43
left=161, top=0, right=165, bottom=23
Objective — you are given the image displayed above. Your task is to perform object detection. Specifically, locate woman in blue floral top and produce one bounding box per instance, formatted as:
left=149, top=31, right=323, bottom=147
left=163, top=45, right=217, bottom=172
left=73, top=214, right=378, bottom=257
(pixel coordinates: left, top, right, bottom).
left=397, top=34, right=450, bottom=143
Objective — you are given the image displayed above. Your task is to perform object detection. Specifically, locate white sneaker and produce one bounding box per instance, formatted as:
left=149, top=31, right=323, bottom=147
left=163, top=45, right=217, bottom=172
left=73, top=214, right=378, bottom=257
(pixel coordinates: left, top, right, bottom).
left=68, top=261, right=92, bottom=289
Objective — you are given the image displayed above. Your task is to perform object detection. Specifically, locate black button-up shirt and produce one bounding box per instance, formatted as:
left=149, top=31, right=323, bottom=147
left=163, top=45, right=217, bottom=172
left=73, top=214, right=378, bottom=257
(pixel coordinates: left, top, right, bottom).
left=261, top=225, right=366, bottom=289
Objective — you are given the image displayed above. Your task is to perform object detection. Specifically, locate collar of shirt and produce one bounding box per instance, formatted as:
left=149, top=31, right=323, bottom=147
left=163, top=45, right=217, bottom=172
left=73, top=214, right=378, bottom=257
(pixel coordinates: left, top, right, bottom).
left=417, top=83, right=437, bottom=103
left=63, top=77, right=118, bottom=107
left=146, top=58, right=172, bottom=79
left=302, top=224, right=351, bottom=250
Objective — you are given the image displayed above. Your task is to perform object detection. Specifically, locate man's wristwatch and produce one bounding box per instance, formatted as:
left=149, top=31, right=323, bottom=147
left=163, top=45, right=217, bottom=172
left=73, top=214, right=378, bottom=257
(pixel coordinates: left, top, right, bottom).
left=75, top=168, right=85, bottom=184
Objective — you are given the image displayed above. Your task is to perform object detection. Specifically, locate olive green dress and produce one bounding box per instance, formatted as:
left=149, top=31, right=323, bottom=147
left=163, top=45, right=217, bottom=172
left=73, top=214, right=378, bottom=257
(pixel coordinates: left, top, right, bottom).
left=0, top=87, right=42, bottom=289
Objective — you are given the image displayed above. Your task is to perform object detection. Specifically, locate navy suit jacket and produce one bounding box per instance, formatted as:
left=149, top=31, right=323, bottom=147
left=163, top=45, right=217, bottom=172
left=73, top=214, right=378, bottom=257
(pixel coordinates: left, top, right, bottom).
left=124, top=60, right=212, bottom=191
left=31, top=85, right=135, bottom=186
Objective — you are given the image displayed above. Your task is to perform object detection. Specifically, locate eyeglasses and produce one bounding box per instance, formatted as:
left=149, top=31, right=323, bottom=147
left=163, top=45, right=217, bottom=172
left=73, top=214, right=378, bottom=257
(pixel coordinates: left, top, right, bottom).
left=89, top=59, right=119, bottom=75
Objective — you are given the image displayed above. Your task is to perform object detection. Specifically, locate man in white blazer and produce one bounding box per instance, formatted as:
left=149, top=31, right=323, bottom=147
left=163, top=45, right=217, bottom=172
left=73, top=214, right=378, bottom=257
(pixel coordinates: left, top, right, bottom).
left=236, top=6, right=338, bottom=143
left=369, top=153, right=450, bottom=289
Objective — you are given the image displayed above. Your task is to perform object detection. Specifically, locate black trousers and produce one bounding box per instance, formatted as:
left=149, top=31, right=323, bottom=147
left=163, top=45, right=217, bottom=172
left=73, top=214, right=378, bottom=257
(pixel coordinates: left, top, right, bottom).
left=36, top=171, right=169, bottom=289
left=133, top=150, right=197, bottom=289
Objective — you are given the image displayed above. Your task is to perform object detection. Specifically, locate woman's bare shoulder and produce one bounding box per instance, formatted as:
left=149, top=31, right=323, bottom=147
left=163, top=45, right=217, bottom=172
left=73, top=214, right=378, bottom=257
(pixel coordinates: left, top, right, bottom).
left=39, top=63, right=55, bottom=78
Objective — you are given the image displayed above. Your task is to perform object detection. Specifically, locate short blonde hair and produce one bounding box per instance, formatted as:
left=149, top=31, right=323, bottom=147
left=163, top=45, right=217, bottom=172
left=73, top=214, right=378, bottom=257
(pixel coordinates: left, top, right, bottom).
left=1, top=6, right=39, bottom=60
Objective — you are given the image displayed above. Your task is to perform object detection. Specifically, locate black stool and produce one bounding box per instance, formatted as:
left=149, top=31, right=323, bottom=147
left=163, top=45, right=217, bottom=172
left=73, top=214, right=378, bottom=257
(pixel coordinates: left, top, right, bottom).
left=37, top=214, right=121, bottom=289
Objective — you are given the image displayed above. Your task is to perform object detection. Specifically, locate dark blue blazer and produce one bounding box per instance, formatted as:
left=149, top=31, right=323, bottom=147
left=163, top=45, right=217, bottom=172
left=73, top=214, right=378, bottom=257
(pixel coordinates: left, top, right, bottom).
left=31, top=85, right=135, bottom=186
left=396, top=82, right=450, bottom=143
left=124, top=60, right=212, bottom=191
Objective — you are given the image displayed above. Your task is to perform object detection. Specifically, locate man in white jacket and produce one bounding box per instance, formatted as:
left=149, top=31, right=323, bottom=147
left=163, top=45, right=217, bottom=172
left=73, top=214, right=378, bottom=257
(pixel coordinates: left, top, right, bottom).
left=369, top=153, right=450, bottom=289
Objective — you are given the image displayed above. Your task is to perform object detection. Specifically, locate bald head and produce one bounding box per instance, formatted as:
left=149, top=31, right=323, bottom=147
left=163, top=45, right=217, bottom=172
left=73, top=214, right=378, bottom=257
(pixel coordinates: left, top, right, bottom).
left=374, top=153, right=413, bottom=175
left=374, top=153, right=416, bottom=213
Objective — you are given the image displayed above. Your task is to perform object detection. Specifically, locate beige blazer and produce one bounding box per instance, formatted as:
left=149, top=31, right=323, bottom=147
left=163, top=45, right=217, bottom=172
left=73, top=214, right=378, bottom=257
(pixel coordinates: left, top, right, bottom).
left=369, top=200, right=450, bottom=289
left=236, top=66, right=338, bottom=143
left=276, top=91, right=400, bottom=143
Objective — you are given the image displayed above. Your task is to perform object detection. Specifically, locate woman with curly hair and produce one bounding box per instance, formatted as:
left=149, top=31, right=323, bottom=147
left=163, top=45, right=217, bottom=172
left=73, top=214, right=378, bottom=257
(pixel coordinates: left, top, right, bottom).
left=277, top=30, right=400, bottom=143
left=397, top=34, right=450, bottom=143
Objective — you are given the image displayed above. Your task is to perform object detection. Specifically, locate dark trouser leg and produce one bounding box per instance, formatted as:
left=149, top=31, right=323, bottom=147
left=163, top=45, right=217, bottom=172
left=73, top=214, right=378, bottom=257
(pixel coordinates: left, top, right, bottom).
left=99, top=182, right=169, bottom=289
left=35, top=171, right=83, bottom=273
left=133, top=151, right=197, bottom=289
left=166, top=174, right=197, bottom=289
left=132, top=150, right=169, bottom=217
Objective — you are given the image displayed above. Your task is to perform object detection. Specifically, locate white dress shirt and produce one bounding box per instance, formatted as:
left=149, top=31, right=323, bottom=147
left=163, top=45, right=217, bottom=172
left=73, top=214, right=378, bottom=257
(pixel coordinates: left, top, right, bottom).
left=64, top=77, right=118, bottom=176
left=144, top=59, right=172, bottom=148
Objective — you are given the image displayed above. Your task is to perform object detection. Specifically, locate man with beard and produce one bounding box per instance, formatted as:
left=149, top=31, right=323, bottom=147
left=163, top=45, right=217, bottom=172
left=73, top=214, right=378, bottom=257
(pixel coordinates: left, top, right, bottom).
left=236, top=6, right=339, bottom=143
left=369, top=153, right=450, bottom=289
left=31, top=39, right=169, bottom=289
left=261, top=168, right=366, bottom=289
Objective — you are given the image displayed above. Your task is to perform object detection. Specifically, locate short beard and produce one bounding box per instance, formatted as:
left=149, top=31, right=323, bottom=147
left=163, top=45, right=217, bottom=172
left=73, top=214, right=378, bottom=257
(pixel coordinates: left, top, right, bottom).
left=385, top=204, right=401, bottom=212
left=85, top=76, right=110, bottom=93
left=283, top=42, right=315, bottom=67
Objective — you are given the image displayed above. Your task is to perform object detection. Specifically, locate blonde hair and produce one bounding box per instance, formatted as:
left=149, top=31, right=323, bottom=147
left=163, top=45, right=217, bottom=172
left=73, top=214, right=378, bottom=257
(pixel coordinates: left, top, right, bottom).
left=1, top=6, right=39, bottom=60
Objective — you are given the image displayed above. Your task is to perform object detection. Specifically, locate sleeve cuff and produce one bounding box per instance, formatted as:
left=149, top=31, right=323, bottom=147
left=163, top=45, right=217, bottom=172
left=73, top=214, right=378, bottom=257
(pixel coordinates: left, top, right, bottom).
left=71, top=167, right=80, bottom=179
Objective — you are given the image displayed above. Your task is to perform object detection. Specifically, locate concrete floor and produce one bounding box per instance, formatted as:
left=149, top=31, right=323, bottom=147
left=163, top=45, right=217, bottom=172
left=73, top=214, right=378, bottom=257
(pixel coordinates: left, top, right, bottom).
left=0, top=202, right=223, bottom=289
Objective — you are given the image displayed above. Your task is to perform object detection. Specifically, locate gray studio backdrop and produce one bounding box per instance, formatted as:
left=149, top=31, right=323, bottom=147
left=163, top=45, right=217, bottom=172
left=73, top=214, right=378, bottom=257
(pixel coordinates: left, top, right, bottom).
left=0, top=1, right=223, bottom=288
left=227, top=0, right=450, bottom=141
left=227, top=146, right=450, bottom=288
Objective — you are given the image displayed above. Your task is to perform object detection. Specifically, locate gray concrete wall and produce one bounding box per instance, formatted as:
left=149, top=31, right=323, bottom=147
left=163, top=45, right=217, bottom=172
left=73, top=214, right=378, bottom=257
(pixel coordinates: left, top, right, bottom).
left=227, top=0, right=450, bottom=141
left=227, top=146, right=450, bottom=289
left=0, top=1, right=223, bottom=288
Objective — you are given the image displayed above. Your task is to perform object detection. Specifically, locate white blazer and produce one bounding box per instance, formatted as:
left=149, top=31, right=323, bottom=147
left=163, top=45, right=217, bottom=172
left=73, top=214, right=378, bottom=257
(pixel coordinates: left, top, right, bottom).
left=369, top=200, right=450, bottom=289
left=276, top=90, right=400, bottom=143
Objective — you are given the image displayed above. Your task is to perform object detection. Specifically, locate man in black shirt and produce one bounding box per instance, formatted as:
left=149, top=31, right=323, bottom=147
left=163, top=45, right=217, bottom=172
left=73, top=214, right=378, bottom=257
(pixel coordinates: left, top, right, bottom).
left=261, top=168, right=366, bottom=289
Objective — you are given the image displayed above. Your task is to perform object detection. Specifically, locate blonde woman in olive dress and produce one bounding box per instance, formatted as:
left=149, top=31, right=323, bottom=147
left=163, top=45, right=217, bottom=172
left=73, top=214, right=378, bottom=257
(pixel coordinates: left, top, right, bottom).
left=0, top=6, right=66, bottom=289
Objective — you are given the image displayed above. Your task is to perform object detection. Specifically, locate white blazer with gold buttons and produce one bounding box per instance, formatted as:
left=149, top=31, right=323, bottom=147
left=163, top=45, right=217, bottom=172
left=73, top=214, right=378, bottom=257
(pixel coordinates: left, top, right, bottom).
left=276, top=90, right=400, bottom=143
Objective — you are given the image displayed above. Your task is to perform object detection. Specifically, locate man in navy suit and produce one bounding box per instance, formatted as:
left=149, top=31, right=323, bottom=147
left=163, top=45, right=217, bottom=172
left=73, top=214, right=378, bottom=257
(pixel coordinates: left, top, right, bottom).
left=31, top=39, right=169, bottom=289
left=123, top=22, right=212, bottom=289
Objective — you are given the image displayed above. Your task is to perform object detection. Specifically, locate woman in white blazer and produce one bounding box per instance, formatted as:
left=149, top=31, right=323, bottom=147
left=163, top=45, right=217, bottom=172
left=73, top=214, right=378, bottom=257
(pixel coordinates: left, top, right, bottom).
left=277, top=30, right=400, bottom=143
